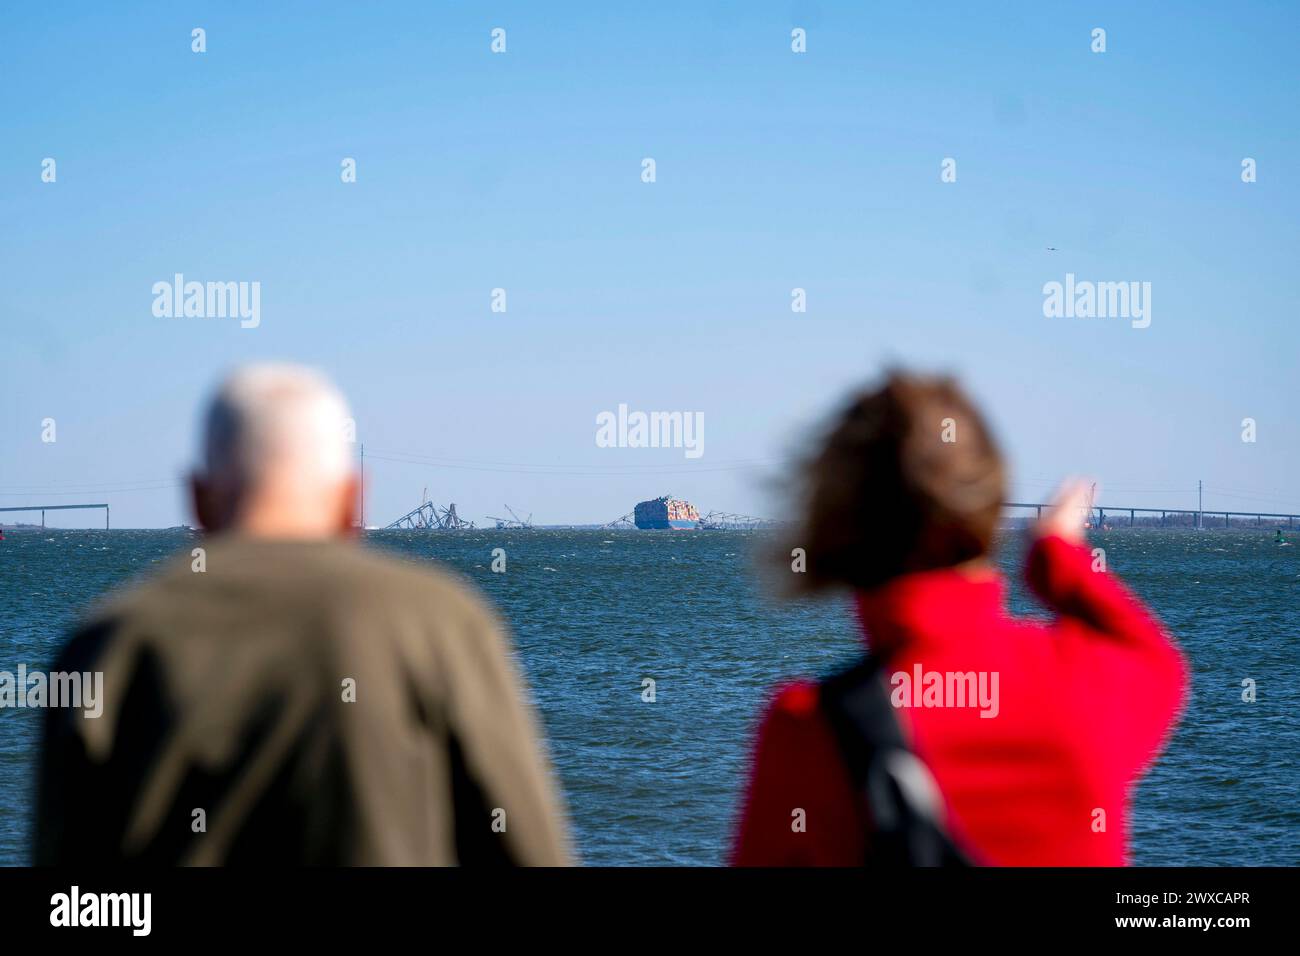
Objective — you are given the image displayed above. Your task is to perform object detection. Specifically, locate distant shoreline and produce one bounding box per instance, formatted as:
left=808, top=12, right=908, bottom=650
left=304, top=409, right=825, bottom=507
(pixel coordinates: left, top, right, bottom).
left=2, top=524, right=1291, bottom=534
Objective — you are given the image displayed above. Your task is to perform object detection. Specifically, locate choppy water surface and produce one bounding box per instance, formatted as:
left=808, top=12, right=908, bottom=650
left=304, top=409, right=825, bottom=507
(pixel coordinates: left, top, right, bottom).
left=1, top=528, right=1296, bottom=865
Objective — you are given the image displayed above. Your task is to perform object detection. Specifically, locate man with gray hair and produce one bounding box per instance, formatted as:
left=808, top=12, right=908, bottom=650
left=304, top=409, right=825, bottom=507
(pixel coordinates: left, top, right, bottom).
left=35, top=364, right=572, bottom=865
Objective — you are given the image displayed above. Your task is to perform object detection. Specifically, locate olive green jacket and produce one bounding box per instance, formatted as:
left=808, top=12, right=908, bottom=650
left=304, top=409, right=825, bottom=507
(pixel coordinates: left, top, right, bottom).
left=35, top=536, right=572, bottom=866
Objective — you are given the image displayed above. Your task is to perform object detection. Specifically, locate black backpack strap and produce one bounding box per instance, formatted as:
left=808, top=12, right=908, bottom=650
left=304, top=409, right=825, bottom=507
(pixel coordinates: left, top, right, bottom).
left=819, top=657, right=970, bottom=867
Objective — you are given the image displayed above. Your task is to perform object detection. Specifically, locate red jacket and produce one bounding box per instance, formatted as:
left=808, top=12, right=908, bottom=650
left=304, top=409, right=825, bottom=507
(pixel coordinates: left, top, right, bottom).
left=732, top=535, right=1188, bottom=866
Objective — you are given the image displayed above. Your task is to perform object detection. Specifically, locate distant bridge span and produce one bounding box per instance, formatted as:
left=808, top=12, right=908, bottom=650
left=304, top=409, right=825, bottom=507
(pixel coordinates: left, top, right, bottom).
left=1004, top=502, right=1297, bottom=529
left=0, top=504, right=110, bottom=529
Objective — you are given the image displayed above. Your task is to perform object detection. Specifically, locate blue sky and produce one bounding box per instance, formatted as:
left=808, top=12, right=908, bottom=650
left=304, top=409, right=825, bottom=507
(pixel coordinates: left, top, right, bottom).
left=2, top=2, right=1297, bottom=527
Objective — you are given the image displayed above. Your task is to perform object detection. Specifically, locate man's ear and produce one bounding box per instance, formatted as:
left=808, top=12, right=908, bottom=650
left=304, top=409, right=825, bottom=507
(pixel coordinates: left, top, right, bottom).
left=190, top=473, right=217, bottom=532
left=340, top=473, right=363, bottom=536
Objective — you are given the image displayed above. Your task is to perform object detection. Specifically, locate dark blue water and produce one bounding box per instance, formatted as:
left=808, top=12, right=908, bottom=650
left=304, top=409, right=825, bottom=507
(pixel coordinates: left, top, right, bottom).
left=1, top=528, right=1297, bottom=865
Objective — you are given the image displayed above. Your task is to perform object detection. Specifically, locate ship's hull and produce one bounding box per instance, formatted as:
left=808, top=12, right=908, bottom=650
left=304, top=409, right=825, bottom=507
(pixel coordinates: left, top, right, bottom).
left=633, top=517, right=699, bottom=530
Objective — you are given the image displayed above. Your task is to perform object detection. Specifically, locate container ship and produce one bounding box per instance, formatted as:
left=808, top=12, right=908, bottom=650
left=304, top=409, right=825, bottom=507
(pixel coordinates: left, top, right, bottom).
left=633, top=495, right=701, bottom=530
